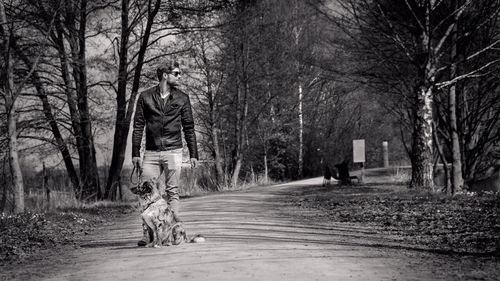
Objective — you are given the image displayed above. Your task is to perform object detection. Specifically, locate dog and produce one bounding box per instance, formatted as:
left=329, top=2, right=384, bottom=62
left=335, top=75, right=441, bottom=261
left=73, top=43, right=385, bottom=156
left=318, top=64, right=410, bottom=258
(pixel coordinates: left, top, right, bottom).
left=131, top=179, right=205, bottom=247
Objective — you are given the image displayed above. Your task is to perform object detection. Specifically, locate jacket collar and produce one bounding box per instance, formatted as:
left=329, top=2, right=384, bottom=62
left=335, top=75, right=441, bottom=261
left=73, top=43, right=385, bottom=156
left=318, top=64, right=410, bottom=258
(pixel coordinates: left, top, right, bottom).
left=155, top=84, right=178, bottom=100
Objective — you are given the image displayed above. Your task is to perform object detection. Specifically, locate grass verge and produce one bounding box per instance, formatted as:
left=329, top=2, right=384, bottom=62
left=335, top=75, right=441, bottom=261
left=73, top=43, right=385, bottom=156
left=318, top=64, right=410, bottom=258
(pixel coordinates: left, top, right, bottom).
left=289, top=183, right=500, bottom=256
left=0, top=201, right=135, bottom=264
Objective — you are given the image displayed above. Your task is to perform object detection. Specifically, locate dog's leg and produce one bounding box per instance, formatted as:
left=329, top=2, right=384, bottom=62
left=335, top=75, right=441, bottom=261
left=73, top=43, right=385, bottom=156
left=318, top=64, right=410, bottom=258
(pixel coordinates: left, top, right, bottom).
left=140, top=219, right=154, bottom=245
left=142, top=215, right=159, bottom=248
left=152, top=219, right=163, bottom=247
left=172, top=224, right=187, bottom=245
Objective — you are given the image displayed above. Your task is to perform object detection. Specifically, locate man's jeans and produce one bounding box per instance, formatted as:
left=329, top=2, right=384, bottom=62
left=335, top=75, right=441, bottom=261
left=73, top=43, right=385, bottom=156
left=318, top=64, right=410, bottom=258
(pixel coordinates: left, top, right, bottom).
left=141, top=148, right=183, bottom=214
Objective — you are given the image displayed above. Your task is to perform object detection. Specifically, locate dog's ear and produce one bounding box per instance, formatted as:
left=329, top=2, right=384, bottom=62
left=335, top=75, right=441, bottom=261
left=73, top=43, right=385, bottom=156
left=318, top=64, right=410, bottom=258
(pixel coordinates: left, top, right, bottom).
left=142, top=181, right=154, bottom=193
left=143, top=178, right=160, bottom=192
left=130, top=185, right=139, bottom=194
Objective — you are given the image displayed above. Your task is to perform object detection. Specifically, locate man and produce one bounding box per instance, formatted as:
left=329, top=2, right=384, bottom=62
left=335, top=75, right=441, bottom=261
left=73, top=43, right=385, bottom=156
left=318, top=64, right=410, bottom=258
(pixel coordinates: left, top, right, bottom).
left=132, top=61, right=198, bottom=246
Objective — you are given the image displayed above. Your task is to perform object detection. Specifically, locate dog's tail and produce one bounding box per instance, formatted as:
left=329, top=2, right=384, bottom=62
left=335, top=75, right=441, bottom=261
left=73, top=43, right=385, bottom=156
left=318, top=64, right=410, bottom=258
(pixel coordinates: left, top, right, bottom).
left=189, top=234, right=206, bottom=243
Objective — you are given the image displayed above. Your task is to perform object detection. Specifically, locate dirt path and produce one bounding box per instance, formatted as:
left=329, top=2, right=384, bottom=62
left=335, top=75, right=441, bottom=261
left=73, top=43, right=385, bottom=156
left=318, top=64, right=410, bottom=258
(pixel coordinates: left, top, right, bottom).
left=11, top=178, right=498, bottom=280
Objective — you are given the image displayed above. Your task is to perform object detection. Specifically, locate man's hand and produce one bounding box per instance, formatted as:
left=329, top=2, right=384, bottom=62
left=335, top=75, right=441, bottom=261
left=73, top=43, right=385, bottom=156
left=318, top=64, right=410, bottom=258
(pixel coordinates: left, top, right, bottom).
left=132, top=157, right=142, bottom=170
left=190, top=158, right=198, bottom=169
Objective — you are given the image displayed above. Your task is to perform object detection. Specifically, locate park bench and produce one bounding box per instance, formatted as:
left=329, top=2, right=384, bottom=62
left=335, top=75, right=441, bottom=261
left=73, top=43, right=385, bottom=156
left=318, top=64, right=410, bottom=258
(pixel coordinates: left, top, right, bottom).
left=332, top=161, right=360, bottom=184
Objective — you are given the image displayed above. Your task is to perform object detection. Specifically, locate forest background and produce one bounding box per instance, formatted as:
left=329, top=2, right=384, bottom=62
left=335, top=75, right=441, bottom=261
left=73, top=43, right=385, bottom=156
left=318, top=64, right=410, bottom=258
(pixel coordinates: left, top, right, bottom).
left=1, top=0, right=500, bottom=213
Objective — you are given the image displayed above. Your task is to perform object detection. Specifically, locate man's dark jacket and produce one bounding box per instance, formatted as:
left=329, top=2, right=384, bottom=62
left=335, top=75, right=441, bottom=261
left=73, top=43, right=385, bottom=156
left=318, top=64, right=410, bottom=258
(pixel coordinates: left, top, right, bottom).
left=132, top=85, right=198, bottom=159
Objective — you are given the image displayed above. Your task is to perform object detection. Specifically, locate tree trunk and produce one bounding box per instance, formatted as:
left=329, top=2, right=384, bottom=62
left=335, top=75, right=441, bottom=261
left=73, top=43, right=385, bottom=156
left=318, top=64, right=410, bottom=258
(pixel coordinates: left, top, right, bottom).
left=55, top=7, right=88, bottom=198
left=231, top=82, right=243, bottom=188
left=409, top=84, right=434, bottom=190
left=230, top=37, right=250, bottom=188
left=67, top=0, right=100, bottom=200
left=433, top=122, right=449, bottom=193
left=231, top=70, right=246, bottom=188
left=199, top=32, right=224, bottom=188
left=231, top=88, right=248, bottom=188
left=263, top=153, right=268, bottom=185
left=7, top=105, right=24, bottom=213
left=61, top=1, right=88, bottom=199
left=298, top=82, right=304, bottom=178
left=208, top=72, right=224, bottom=187
left=38, top=76, right=81, bottom=193
left=449, top=73, right=463, bottom=194
left=1, top=0, right=24, bottom=213
left=105, top=0, right=130, bottom=199
left=211, top=125, right=224, bottom=188
left=105, top=0, right=161, bottom=199
left=54, top=21, right=85, bottom=185
left=16, top=50, right=81, bottom=193
left=81, top=0, right=100, bottom=199
left=1, top=163, right=7, bottom=213
left=292, top=0, right=305, bottom=179
left=409, top=3, right=434, bottom=191
left=231, top=157, right=242, bottom=188
left=448, top=0, right=464, bottom=194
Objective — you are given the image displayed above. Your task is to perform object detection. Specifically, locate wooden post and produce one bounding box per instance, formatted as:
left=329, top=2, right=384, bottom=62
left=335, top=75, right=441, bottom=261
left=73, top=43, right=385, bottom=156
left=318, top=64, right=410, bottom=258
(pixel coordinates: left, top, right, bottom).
left=43, top=162, right=50, bottom=210
left=360, top=163, right=365, bottom=184
left=117, top=176, right=122, bottom=201
left=1, top=161, right=7, bottom=213
left=382, top=141, right=389, bottom=168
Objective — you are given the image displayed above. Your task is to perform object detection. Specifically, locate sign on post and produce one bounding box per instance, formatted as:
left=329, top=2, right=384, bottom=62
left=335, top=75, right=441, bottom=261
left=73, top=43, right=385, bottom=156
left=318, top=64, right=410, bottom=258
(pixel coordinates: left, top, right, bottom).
left=353, top=139, right=365, bottom=183
left=353, top=139, right=365, bottom=163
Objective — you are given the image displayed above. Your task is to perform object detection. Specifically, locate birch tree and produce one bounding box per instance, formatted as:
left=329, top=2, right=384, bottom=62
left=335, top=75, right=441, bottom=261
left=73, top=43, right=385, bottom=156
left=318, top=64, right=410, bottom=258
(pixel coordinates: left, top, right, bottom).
left=436, top=0, right=500, bottom=192
left=0, top=0, right=58, bottom=212
left=287, top=0, right=321, bottom=179
left=0, top=0, right=24, bottom=213
left=7, top=0, right=82, bottom=194
left=446, top=0, right=463, bottom=193
left=313, top=0, right=500, bottom=190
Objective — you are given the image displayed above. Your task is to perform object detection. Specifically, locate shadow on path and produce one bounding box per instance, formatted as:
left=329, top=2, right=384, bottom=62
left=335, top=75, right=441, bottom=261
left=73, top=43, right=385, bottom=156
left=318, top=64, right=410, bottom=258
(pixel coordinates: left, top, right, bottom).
left=15, top=177, right=499, bottom=281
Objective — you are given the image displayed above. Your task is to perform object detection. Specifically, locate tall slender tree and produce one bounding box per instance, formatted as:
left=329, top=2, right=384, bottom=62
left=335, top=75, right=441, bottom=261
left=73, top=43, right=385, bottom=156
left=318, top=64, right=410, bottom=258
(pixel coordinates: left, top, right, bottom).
left=104, top=0, right=162, bottom=199
left=0, top=0, right=24, bottom=212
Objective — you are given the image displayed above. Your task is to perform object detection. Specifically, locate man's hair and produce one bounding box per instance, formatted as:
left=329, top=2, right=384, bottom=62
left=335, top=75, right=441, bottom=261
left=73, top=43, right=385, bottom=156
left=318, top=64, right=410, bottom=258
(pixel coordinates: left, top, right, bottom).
left=157, top=61, right=180, bottom=81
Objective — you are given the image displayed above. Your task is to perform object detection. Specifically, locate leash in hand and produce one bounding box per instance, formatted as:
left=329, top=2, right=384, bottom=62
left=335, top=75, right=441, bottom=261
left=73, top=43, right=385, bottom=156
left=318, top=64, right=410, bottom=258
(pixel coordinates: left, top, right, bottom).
left=130, top=165, right=142, bottom=194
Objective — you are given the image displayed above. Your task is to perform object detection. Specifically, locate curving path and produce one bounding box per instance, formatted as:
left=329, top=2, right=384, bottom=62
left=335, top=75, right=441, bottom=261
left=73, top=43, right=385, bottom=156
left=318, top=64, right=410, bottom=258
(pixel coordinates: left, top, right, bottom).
left=32, top=178, right=494, bottom=281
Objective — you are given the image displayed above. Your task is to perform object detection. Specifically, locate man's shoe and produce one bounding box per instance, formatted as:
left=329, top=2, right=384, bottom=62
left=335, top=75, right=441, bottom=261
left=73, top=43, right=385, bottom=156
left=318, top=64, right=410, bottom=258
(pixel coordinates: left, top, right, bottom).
left=137, top=239, right=148, bottom=247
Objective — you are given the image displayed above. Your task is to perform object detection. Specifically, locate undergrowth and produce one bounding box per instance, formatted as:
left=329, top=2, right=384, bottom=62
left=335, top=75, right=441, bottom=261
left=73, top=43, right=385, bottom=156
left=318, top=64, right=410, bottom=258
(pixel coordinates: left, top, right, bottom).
left=0, top=202, right=135, bottom=263
left=292, top=184, right=500, bottom=255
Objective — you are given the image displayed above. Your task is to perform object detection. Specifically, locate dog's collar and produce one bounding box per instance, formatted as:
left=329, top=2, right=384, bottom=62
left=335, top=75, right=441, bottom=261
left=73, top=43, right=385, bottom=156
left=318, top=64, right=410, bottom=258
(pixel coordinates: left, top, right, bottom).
left=143, top=193, right=162, bottom=209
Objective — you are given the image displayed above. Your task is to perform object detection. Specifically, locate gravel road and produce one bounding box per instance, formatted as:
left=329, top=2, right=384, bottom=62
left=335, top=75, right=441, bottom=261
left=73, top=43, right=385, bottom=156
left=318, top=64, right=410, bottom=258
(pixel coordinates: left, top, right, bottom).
left=8, top=177, right=498, bottom=281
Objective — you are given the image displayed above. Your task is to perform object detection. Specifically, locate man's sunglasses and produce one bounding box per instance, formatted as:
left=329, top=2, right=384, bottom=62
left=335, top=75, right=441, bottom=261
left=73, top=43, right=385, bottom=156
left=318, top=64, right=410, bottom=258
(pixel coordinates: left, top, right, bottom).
left=171, top=71, right=181, bottom=77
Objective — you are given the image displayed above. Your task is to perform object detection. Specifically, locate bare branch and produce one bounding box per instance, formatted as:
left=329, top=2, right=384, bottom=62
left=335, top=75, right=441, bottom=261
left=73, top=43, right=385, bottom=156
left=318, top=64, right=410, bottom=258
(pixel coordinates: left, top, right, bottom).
left=437, top=58, right=500, bottom=88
